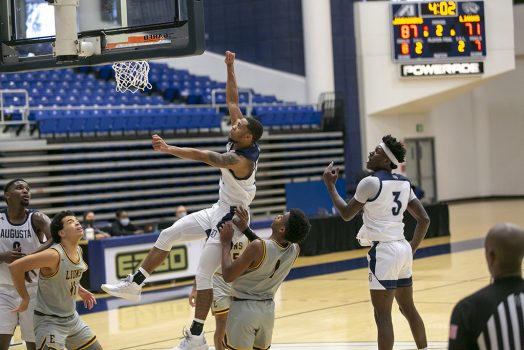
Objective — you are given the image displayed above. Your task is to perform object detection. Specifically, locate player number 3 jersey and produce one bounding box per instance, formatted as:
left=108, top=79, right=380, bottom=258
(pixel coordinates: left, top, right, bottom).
left=354, top=170, right=416, bottom=244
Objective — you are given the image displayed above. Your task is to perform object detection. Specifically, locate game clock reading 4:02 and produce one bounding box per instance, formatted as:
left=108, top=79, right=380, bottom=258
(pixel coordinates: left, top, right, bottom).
left=391, top=0, right=486, bottom=62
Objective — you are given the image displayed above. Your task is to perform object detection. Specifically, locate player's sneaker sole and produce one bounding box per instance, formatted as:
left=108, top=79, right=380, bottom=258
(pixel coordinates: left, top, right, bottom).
left=101, top=284, right=141, bottom=302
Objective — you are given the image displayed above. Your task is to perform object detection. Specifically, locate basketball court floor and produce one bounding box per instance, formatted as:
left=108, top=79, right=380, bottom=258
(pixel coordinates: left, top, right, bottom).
left=10, top=199, right=524, bottom=350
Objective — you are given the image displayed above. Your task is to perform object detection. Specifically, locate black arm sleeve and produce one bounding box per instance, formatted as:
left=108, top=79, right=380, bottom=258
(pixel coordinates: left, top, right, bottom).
left=243, top=227, right=260, bottom=242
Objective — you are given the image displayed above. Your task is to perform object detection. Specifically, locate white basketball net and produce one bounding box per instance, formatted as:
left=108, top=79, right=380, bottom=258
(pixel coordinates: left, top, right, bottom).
left=112, top=60, right=152, bottom=93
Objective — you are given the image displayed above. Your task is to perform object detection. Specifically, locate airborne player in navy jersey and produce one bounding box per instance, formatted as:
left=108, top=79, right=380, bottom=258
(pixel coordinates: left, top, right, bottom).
left=102, top=51, right=264, bottom=350
left=323, top=135, right=430, bottom=350
left=0, top=179, right=51, bottom=350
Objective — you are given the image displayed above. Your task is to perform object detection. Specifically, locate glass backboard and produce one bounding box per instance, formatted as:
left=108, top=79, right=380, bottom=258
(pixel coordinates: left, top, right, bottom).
left=0, top=0, right=205, bottom=72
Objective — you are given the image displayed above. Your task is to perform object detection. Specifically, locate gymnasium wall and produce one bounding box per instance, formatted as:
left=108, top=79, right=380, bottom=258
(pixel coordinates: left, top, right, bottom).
left=202, top=0, right=305, bottom=76
left=158, top=52, right=308, bottom=104
left=355, top=0, right=523, bottom=201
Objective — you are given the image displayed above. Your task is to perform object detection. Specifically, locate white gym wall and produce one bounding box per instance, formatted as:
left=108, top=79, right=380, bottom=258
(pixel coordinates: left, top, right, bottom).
left=355, top=0, right=522, bottom=201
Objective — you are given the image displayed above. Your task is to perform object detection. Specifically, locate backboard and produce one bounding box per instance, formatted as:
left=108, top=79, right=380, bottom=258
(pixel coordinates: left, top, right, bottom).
left=0, top=0, right=205, bottom=72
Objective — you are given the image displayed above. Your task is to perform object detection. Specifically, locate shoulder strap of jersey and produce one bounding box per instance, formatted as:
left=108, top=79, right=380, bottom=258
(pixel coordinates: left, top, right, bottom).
left=232, top=143, right=260, bottom=163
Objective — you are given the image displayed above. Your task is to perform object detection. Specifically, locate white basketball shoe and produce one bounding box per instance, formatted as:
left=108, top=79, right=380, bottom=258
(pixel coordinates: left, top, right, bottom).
left=101, top=275, right=142, bottom=302
left=173, top=328, right=208, bottom=350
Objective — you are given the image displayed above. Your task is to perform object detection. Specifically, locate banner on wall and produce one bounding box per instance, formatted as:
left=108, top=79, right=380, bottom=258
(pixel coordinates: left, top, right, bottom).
left=400, top=62, right=484, bottom=77
left=103, top=239, right=205, bottom=285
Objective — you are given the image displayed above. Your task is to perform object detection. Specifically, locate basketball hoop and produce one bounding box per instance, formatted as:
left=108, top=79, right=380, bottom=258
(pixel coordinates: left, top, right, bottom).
left=112, top=60, right=152, bottom=93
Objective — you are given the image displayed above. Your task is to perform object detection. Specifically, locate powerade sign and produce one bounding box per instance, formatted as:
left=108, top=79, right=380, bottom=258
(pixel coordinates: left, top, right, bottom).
left=401, top=62, right=484, bottom=77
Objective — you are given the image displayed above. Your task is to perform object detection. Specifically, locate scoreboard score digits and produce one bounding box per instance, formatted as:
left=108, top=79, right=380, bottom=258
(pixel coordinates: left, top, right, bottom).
left=391, top=1, right=486, bottom=62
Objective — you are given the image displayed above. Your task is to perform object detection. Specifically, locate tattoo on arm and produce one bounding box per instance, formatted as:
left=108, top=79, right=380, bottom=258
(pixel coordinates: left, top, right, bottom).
left=208, top=152, right=240, bottom=167
left=222, top=154, right=240, bottom=165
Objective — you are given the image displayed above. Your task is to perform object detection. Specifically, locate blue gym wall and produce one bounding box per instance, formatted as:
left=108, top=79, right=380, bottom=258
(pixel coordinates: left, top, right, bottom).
left=331, top=0, right=362, bottom=193
left=203, top=0, right=362, bottom=193
left=203, top=0, right=305, bottom=75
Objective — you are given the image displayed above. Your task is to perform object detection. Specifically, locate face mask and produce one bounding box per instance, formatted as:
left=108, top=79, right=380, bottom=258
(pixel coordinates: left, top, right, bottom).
left=120, top=218, right=130, bottom=226
left=177, top=212, right=187, bottom=218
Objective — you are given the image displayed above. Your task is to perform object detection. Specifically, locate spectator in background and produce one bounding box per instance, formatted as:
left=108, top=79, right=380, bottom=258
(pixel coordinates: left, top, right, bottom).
left=175, top=205, right=188, bottom=221
left=448, top=223, right=524, bottom=350
left=82, top=211, right=110, bottom=239
left=143, top=223, right=156, bottom=233
left=109, top=210, right=144, bottom=236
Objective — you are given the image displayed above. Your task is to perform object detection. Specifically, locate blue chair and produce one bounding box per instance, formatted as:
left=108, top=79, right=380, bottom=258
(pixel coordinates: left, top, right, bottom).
left=111, top=116, right=127, bottom=133
left=84, top=116, right=100, bottom=134
left=138, top=114, right=154, bottom=132
left=69, top=117, right=85, bottom=133
left=54, top=117, right=73, bottom=134
left=39, top=118, right=58, bottom=136
left=98, top=116, right=113, bottom=132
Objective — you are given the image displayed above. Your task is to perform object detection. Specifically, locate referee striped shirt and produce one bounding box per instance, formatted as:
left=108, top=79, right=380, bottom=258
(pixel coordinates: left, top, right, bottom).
left=448, top=276, right=524, bottom=350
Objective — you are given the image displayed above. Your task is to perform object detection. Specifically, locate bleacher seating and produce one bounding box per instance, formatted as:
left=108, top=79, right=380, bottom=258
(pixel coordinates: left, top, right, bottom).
left=0, top=132, right=344, bottom=225
left=0, top=62, right=323, bottom=137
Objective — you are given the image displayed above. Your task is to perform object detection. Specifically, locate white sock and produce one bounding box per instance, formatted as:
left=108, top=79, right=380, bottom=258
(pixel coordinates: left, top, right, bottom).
left=418, top=348, right=428, bottom=350
left=138, top=267, right=150, bottom=278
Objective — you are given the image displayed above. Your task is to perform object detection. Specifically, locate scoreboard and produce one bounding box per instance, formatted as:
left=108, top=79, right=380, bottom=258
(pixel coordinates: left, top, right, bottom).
left=391, top=1, right=486, bottom=62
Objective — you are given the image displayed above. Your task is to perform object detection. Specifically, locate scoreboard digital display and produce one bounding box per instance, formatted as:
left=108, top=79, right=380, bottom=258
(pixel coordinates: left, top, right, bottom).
left=391, top=1, right=486, bottom=62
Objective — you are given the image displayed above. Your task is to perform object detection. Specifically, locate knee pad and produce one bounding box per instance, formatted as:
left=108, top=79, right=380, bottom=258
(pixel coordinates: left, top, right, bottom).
left=154, top=225, right=185, bottom=251
left=195, top=270, right=213, bottom=290
left=154, top=229, right=175, bottom=251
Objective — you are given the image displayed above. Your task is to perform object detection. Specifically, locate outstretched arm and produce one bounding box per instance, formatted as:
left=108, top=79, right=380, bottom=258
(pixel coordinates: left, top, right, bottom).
left=323, top=162, right=365, bottom=221
left=233, top=207, right=259, bottom=241
left=152, top=134, right=249, bottom=170
left=219, top=222, right=263, bottom=282
left=225, top=51, right=244, bottom=126
left=9, top=249, right=60, bottom=312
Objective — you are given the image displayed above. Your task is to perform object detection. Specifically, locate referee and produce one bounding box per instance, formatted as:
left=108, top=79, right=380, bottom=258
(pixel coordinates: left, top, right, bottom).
left=448, top=223, right=524, bottom=350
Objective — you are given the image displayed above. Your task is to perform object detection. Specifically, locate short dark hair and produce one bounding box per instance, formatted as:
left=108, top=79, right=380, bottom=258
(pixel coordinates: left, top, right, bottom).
left=50, top=210, right=75, bottom=243
left=116, top=209, right=125, bottom=218
left=3, top=178, right=27, bottom=194
left=382, top=134, right=406, bottom=170
left=284, top=209, right=311, bottom=243
left=3, top=178, right=28, bottom=204
left=245, top=117, right=263, bottom=143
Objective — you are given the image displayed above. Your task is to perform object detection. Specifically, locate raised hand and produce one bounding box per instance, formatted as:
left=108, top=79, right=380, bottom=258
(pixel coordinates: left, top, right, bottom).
left=233, top=207, right=249, bottom=231
left=323, top=161, right=339, bottom=187
left=152, top=134, right=169, bottom=152
left=225, top=51, right=235, bottom=65
left=219, top=222, right=234, bottom=245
